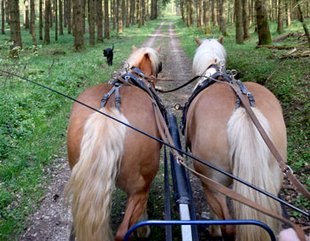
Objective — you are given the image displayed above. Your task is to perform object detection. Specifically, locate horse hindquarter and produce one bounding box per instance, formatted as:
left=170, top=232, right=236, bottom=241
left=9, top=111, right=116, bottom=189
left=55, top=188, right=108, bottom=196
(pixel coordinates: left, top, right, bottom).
left=227, top=83, right=286, bottom=241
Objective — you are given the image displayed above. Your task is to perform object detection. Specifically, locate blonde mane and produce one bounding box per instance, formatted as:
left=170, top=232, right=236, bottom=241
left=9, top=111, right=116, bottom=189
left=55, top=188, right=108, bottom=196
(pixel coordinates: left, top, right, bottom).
left=126, top=47, right=160, bottom=75
left=192, top=39, right=227, bottom=76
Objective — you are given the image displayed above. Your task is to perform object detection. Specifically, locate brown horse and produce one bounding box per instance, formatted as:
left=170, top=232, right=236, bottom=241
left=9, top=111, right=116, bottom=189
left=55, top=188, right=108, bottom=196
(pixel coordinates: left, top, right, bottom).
left=66, top=46, right=162, bottom=241
left=185, top=38, right=287, bottom=241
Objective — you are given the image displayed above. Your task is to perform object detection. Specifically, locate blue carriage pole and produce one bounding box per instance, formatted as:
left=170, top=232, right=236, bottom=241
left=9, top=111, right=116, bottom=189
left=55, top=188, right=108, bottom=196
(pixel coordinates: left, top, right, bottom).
left=166, top=110, right=199, bottom=241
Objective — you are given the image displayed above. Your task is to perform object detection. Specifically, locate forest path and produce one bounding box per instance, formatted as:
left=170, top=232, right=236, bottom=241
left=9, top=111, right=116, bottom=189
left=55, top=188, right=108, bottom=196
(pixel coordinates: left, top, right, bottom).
left=19, top=21, right=202, bottom=241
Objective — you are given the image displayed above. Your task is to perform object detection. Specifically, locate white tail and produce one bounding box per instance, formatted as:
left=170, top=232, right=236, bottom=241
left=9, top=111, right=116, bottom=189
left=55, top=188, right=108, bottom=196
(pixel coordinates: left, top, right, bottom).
left=227, top=107, right=282, bottom=241
left=66, top=108, right=128, bottom=241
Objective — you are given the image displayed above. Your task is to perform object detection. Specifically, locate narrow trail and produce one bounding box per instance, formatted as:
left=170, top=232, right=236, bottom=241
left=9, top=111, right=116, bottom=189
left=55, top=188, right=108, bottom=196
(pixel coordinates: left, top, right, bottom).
left=20, top=21, right=202, bottom=241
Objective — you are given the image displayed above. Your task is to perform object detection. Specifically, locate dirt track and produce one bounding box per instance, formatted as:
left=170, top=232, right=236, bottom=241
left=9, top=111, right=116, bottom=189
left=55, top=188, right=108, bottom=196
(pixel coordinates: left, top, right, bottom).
left=20, top=21, right=198, bottom=241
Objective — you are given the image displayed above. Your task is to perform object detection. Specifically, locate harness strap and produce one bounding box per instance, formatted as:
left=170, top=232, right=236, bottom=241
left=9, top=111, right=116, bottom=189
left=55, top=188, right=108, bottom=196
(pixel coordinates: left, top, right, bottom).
left=100, top=83, right=121, bottom=110
left=228, top=81, right=310, bottom=201
left=114, top=83, right=121, bottom=110
left=155, top=64, right=221, bottom=94
left=155, top=75, right=201, bottom=93
left=116, top=68, right=166, bottom=114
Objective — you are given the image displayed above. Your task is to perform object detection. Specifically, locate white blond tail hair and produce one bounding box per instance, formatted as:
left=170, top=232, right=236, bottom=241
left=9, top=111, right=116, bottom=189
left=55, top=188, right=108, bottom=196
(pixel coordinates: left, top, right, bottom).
left=227, top=107, right=282, bottom=241
left=66, top=108, right=128, bottom=241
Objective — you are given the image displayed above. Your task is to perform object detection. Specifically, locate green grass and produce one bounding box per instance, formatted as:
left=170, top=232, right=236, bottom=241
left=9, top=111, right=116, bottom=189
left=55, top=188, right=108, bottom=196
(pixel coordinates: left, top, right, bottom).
left=0, top=19, right=164, bottom=240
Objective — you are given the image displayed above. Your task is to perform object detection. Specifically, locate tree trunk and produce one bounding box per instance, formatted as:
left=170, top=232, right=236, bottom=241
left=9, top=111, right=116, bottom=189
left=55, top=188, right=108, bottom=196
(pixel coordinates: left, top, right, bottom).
left=24, top=0, right=29, bottom=29
left=285, top=2, right=291, bottom=27
left=9, top=0, right=22, bottom=48
left=1, top=0, right=5, bottom=34
left=211, top=0, right=217, bottom=26
left=277, top=0, right=284, bottom=34
left=116, top=0, right=123, bottom=33
left=140, top=0, right=144, bottom=26
left=255, top=0, right=272, bottom=45
left=96, top=0, right=103, bottom=42
left=67, top=0, right=72, bottom=34
left=249, top=0, right=255, bottom=24
left=104, top=0, right=110, bottom=38
left=88, top=0, right=95, bottom=45
left=44, top=0, right=51, bottom=44
left=125, top=0, right=130, bottom=27
left=54, top=0, right=58, bottom=41
left=59, top=0, right=64, bottom=35
left=197, top=0, right=202, bottom=28
left=130, top=0, right=135, bottom=25
left=111, top=0, right=116, bottom=30
left=136, top=0, right=140, bottom=28
left=219, top=0, right=227, bottom=36
left=5, top=0, right=9, bottom=24
left=73, top=0, right=84, bottom=50
left=187, top=0, right=193, bottom=26
left=243, top=0, right=250, bottom=40
left=150, top=0, right=157, bottom=19
left=296, top=0, right=310, bottom=47
left=235, top=0, right=244, bottom=44
left=39, top=0, right=43, bottom=40
left=180, top=0, right=185, bottom=22
left=30, top=0, right=37, bottom=46
left=203, top=0, right=210, bottom=34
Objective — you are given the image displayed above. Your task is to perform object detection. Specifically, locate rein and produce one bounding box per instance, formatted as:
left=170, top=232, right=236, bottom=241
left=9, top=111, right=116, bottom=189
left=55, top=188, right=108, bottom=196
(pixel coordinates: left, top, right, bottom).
left=155, top=75, right=201, bottom=93
left=1, top=69, right=308, bottom=241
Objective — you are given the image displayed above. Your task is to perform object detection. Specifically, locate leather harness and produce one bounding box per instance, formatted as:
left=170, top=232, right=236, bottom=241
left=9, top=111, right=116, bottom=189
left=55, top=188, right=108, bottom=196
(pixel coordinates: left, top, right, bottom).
left=181, top=68, right=255, bottom=134
left=100, top=66, right=165, bottom=114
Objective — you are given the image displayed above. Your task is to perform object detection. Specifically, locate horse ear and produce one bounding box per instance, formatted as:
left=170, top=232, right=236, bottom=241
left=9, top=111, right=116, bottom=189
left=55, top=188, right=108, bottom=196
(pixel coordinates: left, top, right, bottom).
left=195, top=38, right=202, bottom=46
left=218, top=36, right=224, bottom=44
left=132, top=45, right=138, bottom=52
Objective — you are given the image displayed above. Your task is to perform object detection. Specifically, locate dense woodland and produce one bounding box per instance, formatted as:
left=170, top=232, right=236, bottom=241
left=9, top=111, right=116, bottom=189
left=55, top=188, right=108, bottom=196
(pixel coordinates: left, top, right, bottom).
left=1, top=0, right=310, bottom=51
